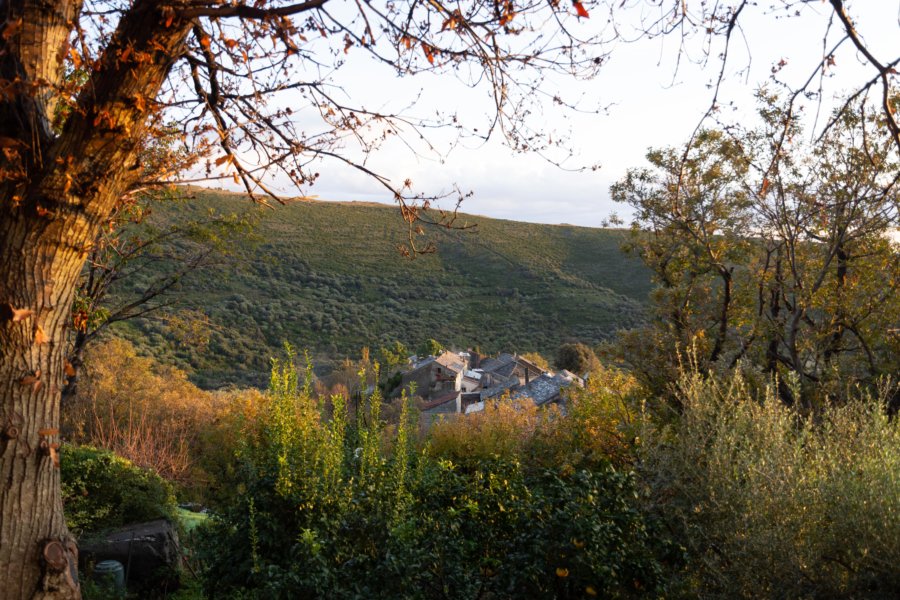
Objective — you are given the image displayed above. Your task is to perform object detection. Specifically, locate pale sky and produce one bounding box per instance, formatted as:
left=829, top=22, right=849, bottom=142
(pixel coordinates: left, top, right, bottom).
left=207, top=2, right=899, bottom=228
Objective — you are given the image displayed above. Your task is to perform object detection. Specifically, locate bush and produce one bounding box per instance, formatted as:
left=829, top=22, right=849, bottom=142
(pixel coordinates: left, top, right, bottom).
left=640, top=369, right=900, bottom=599
left=543, top=365, right=644, bottom=467
left=555, top=342, right=599, bottom=374
left=390, top=458, right=675, bottom=600
left=61, top=444, right=178, bottom=536
left=194, top=387, right=268, bottom=509
left=427, top=399, right=551, bottom=464
left=429, top=365, right=642, bottom=470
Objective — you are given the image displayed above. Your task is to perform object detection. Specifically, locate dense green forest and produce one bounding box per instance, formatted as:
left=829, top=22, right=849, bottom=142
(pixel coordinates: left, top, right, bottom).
left=110, top=188, right=652, bottom=388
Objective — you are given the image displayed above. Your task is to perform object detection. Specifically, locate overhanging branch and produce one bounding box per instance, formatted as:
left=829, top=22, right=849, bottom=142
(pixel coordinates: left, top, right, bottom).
left=176, top=0, right=328, bottom=20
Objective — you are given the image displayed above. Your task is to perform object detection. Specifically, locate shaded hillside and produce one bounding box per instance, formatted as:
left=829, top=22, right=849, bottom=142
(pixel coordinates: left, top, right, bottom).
left=112, top=188, right=652, bottom=387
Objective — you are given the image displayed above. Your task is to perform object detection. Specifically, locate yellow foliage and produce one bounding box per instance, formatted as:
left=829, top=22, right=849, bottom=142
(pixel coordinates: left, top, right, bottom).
left=428, top=399, right=546, bottom=462
left=561, top=365, right=643, bottom=466
left=518, top=351, right=550, bottom=371
left=428, top=365, right=644, bottom=468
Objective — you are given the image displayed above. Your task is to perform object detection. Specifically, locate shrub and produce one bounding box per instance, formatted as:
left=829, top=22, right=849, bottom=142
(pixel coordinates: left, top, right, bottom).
left=640, top=369, right=900, bottom=598
left=61, top=444, right=178, bottom=536
left=390, top=458, right=675, bottom=600
left=427, top=399, right=550, bottom=463
left=197, top=346, right=411, bottom=598
left=193, top=387, right=268, bottom=509
left=417, top=338, right=444, bottom=357
left=538, top=365, right=643, bottom=468
left=555, top=342, right=599, bottom=374
left=429, top=365, right=641, bottom=470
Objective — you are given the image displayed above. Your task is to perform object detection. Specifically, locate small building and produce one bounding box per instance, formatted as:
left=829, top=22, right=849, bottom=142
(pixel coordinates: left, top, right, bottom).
left=480, top=378, right=519, bottom=401
left=461, top=392, right=482, bottom=413
left=420, top=390, right=462, bottom=414
left=401, top=347, right=582, bottom=426
left=400, top=351, right=466, bottom=400
left=417, top=390, right=462, bottom=430
left=461, top=369, right=483, bottom=392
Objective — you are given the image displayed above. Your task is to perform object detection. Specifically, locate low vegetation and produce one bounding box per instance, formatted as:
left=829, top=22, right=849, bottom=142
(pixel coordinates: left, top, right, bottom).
left=63, top=338, right=225, bottom=496
left=194, top=352, right=675, bottom=599
left=61, top=445, right=177, bottom=537
left=60, top=337, right=900, bottom=598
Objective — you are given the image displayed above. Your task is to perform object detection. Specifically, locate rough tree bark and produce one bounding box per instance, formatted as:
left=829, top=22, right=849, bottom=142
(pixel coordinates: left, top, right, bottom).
left=0, top=1, right=192, bottom=597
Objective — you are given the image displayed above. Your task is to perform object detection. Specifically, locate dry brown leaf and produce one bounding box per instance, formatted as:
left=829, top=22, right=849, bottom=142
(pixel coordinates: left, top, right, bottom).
left=8, top=304, right=34, bottom=322
left=19, top=370, right=40, bottom=384
left=2, top=19, right=22, bottom=40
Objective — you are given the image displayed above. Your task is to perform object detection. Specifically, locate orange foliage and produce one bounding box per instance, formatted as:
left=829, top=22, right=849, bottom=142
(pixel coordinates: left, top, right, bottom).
left=62, top=338, right=228, bottom=491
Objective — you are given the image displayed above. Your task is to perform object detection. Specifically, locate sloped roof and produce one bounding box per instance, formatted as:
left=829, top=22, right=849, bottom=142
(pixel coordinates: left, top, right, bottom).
left=407, top=355, right=436, bottom=372
left=514, top=375, right=558, bottom=406
left=480, top=353, right=545, bottom=379
left=511, top=372, right=579, bottom=406
left=480, top=378, right=518, bottom=400
left=404, top=352, right=465, bottom=380
left=434, top=351, right=466, bottom=373
left=463, top=369, right=482, bottom=381
left=478, top=353, right=516, bottom=374
left=514, top=355, right=547, bottom=375
left=420, top=390, right=460, bottom=412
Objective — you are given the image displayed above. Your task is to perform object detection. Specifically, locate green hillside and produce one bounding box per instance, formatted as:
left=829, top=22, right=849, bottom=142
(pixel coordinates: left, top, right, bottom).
left=112, top=188, right=652, bottom=388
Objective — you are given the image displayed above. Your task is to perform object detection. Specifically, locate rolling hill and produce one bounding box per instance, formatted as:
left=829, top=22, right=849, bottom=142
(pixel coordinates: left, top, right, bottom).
left=110, top=188, right=653, bottom=388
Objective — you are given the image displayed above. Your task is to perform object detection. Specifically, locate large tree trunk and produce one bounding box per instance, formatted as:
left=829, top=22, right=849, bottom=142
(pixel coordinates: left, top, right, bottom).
left=0, top=1, right=191, bottom=597
left=0, top=205, right=86, bottom=599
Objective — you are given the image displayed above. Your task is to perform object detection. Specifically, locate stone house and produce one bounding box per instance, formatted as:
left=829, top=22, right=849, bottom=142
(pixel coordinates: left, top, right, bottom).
left=400, top=351, right=466, bottom=399
left=509, top=370, right=584, bottom=407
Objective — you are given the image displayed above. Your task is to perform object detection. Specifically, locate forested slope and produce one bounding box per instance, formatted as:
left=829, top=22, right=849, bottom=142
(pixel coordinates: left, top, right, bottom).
left=112, top=188, right=652, bottom=387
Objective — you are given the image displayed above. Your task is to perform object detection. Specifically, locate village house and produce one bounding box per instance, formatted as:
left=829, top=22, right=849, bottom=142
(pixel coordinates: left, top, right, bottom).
left=478, top=353, right=545, bottom=388
left=400, top=351, right=467, bottom=399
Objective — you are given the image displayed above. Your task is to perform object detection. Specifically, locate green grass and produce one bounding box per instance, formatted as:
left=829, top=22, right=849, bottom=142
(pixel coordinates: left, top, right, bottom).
left=110, top=187, right=652, bottom=388
left=175, top=508, right=208, bottom=533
